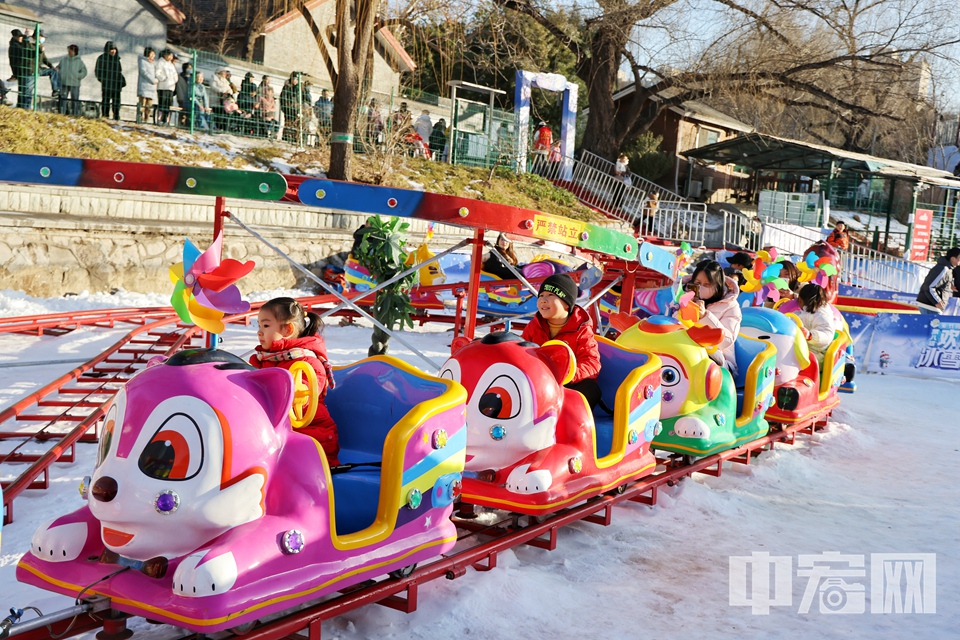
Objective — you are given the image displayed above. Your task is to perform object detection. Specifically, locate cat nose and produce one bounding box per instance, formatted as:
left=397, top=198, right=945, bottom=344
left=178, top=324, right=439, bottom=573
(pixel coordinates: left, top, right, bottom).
left=92, top=476, right=118, bottom=502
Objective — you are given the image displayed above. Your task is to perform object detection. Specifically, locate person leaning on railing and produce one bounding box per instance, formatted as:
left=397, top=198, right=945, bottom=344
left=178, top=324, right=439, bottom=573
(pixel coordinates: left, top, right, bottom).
left=137, top=47, right=158, bottom=123
left=174, top=61, right=192, bottom=125
left=9, top=29, right=36, bottom=109
left=825, top=221, right=850, bottom=251
left=155, top=49, right=178, bottom=126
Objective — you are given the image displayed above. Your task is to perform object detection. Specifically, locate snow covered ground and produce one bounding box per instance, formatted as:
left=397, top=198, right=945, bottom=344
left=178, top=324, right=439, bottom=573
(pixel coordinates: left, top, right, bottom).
left=0, top=290, right=957, bottom=639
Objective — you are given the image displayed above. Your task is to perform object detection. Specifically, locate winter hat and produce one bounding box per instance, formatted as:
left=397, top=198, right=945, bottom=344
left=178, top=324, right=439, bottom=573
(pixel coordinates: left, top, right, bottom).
left=539, top=273, right=578, bottom=310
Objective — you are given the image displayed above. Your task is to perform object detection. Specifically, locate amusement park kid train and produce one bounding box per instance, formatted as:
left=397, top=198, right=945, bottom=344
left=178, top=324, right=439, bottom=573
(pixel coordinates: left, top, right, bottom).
left=14, top=237, right=856, bottom=635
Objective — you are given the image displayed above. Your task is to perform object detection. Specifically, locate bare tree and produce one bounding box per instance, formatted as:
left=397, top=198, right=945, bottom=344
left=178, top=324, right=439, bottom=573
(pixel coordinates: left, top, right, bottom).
left=492, top=0, right=960, bottom=161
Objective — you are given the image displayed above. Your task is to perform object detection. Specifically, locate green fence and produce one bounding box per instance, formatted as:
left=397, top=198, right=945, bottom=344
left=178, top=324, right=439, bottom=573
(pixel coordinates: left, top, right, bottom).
left=449, top=98, right=517, bottom=169
left=1, top=25, right=518, bottom=168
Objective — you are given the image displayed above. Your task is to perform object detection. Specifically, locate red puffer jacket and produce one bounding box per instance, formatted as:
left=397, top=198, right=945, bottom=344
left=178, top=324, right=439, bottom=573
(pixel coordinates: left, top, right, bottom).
left=521, top=305, right=600, bottom=383
left=250, top=335, right=339, bottom=464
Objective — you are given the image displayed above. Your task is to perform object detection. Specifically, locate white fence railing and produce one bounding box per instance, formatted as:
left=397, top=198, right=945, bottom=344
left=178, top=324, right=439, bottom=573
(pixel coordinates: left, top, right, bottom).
left=721, top=210, right=764, bottom=252
left=719, top=209, right=921, bottom=293
left=577, top=149, right=687, bottom=204
left=840, top=242, right=924, bottom=294
left=531, top=152, right=709, bottom=245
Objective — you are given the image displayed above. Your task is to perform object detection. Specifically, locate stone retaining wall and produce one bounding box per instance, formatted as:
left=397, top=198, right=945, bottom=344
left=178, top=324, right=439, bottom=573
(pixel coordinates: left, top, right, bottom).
left=0, top=183, right=617, bottom=297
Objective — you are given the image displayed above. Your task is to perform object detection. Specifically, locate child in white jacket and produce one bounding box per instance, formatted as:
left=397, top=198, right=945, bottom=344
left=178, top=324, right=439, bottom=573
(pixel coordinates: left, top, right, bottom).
left=794, top=283, right=838, bottom=367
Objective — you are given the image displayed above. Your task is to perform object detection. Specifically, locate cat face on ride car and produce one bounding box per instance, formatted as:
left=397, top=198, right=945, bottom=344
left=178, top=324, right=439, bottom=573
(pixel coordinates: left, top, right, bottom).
left=86, top=352, right=291, bottom=560
left=440, top=333, right=573, bottom=472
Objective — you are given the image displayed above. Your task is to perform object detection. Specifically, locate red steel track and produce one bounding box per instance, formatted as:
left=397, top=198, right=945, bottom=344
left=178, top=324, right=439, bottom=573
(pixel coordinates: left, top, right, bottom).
left=0, top=308, right=179, bottom=337
left=0, top=312, right=199, bottom=525
left=0, top=296, right=342, bottom=527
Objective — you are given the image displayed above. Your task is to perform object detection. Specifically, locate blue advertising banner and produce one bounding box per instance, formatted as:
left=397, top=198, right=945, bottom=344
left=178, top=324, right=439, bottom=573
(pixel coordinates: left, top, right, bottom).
left=840, top=286, right=960, bottom=378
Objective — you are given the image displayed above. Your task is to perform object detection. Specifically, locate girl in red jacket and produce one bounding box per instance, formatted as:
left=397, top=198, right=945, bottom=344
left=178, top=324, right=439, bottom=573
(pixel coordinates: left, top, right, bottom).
left=251, top=297, right=339, bottom=464
left=521, top=273, right=602, bottom=409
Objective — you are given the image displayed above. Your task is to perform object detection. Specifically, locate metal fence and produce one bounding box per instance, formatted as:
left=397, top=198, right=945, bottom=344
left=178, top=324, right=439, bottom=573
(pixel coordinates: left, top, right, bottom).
left=531, top=151, right=708, bottom=245
left=448, top=97, right=517, bottom=169
left=723, top=212, right=929, bottom=293
left=721, top=209, right=764, bottom=252
left=577, top=149, right=687, bottom=205
left=0, top=24, right=484, bottom=161
left=840, top=241, right=924, bottom=293
left=720, top=208, right=921, bottom=292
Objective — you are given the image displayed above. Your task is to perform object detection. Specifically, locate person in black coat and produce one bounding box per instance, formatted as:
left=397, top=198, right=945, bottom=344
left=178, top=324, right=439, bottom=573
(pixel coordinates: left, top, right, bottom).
left=9, top=29, right=37, bottom=109
left=916, top=247, right=960, bottom=312
left=429, top=119, right=447, bottom=162
left=94, top=41, right=125, bottom=120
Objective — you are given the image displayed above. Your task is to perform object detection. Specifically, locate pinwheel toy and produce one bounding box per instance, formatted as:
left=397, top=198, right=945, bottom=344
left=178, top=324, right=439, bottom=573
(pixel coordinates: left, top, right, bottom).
left=671, top=243, right=702, bottom=327
left=169, top=233, right=256, bottom=334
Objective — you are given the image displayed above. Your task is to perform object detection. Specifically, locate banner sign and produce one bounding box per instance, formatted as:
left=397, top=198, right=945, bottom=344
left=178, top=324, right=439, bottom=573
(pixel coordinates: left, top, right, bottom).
left=910, top=208, right=933, bottom=262
left=840, top=285, right=960, bottom=378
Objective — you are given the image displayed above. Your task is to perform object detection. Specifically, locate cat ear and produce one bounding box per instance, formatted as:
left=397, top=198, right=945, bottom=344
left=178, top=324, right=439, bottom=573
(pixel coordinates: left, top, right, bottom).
left=240, top=368, right=294, bottom=429
left=536, top=341, right=576, bottom=386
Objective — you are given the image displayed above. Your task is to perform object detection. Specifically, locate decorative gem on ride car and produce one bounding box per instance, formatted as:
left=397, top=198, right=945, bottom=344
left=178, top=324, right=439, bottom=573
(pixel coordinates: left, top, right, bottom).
left=154, top=490, right=180, bottom=514
left=281, top=529, right=305, bottom=554
left=489, top=424, right=506, bottom=441
left=628, top=429, right=639, bottom=445
left=714, top=413, right=726, bottom=426
left=568, top=456, right=583, bottom=474
left=406, top=489, right=423, bottom=510
left=432, top=429, right=448, bottom=449
left=79, top=475, right=91, bottom=499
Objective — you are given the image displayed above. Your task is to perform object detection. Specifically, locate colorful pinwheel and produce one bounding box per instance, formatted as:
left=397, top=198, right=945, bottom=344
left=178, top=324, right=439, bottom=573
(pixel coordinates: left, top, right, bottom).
left=797, top=250, right=838, bottom=286
left=169, top=233, right=255, bottom=334
left=671, top=243, right=701, bottom=326
left=737, top=248, right=795, bottom=304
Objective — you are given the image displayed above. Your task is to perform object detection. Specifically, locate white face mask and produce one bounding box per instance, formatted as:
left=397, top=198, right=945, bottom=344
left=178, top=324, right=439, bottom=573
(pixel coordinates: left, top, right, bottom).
left=39, top=37, right=45, bottom=44
left=698, top=284, right=717, bottom=300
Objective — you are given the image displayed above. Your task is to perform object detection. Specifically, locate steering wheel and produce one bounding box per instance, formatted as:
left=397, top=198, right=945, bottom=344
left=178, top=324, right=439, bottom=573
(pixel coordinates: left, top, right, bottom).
left=288, top=361, right=319, bottom=428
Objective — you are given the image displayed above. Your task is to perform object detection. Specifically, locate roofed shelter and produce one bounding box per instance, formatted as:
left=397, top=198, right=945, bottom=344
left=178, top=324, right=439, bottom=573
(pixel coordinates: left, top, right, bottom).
left=684, top=132, right=960, bottom=258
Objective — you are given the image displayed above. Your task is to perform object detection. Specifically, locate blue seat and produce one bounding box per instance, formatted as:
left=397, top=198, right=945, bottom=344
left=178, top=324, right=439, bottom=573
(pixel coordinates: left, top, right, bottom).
left=733, top=337, right=767, bottom=417
left=325, top=360, right=448, bottom=536
left=330, top=468, right=381, bottom=536
left=594, top=339, right=654, bottom=459
left=592, top=411, right=616, bottom=459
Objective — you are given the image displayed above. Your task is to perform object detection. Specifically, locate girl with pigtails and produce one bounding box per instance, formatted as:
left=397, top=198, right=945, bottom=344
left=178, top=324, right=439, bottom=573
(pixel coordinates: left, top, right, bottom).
left=251, top=297, right=339, bottom=464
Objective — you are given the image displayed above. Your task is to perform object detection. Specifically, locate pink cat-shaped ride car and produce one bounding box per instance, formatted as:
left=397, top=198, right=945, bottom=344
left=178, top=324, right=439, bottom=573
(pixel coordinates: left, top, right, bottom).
left=17, top=349, right=466, bottom=633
